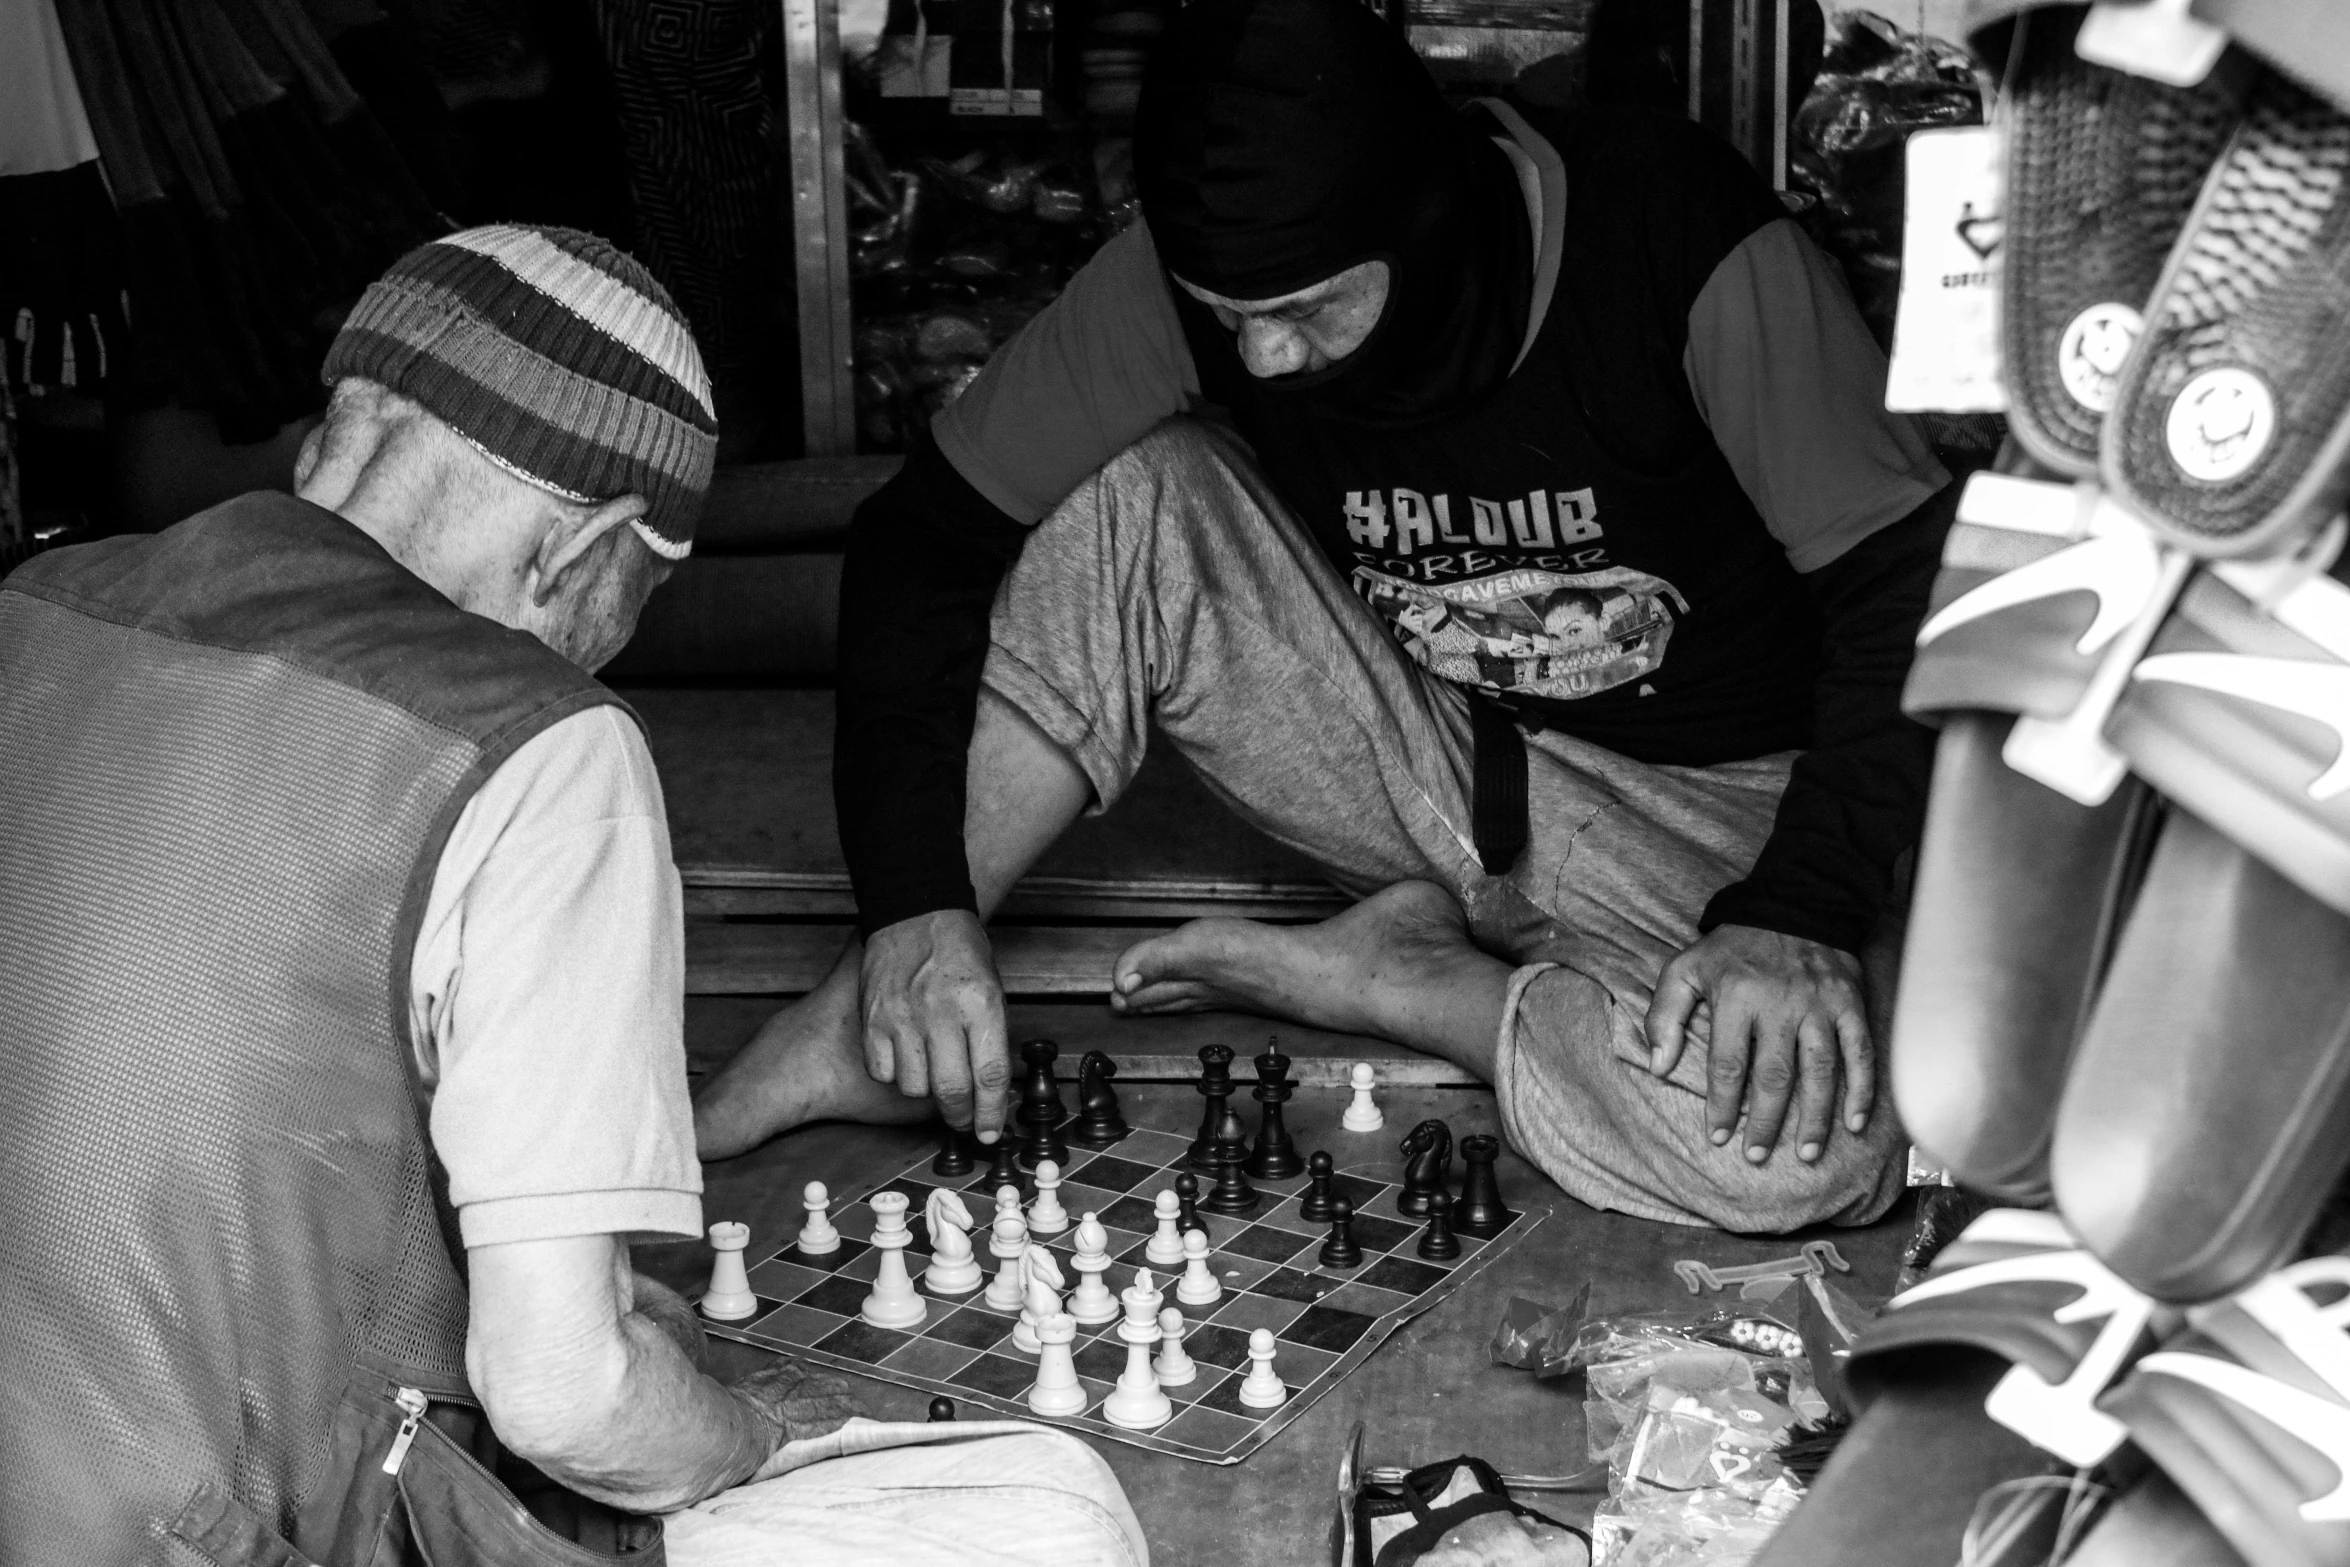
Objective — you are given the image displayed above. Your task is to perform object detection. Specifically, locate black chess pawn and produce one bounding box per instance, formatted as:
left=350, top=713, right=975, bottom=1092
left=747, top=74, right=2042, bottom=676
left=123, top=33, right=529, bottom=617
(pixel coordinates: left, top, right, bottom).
left=1201, top=1141, right=1260, bottom=1214
left=1242, top=1048, right=1304, bottom=1180
left=1188, top=1044, right=1237, bottom=1170
left=927, top=1397, right=956, bottom=1423
left=1298, top=1150, right=1337, bottom=1222
left=1174, top=1171, right=1203, bottom=1238
left=1015, top=1039, right=1069, bottom=1169
left=1068, top=1050, right=1130, bottom=1147
left=1320, top=1197, right=1363, bottom=1268
left=1396, top=1118, right=1454, bottom=1218
left=1416, top=1189, right=1462, bottom=1261
left=931, top=1124, right=976, bottom=1177
left=984, top=1134, right=1024, bottom=1196
left=1454, top=1134, right=1516, bottom=1239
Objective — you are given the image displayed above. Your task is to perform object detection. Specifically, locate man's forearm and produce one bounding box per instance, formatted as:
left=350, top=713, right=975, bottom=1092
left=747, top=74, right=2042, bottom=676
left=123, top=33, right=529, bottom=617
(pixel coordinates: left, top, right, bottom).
left=1701, top=481, right=1959, bottom=950
left=468, top=1238, right=774, bottom=1514
left=835, top=435, right=1032, bottom=934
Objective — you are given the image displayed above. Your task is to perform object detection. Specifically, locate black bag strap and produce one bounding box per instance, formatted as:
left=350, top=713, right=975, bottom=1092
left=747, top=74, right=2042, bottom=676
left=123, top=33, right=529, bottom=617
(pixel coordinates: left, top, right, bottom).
left=1469, top=695, right=1530, bottom=875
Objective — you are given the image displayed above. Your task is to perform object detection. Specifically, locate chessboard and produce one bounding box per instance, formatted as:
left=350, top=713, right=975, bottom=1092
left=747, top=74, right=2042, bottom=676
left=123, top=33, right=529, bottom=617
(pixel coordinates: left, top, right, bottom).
left=705, top=1118, right=1540, bottom=1465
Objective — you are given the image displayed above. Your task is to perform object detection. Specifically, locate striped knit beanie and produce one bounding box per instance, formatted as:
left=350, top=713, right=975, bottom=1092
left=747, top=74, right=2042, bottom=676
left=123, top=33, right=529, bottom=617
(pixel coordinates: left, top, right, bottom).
left=321, top=225, right=716, bottom=559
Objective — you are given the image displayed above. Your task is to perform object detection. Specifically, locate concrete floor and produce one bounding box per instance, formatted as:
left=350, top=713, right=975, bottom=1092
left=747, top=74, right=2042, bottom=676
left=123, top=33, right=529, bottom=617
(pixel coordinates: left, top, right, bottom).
left=637, top=1069, right=1917, bottom=1567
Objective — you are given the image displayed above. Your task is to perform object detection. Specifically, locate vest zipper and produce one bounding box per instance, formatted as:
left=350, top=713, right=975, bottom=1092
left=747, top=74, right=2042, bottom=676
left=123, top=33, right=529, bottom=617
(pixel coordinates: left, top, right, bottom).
left=381, top=1387, right=430, bottom=1476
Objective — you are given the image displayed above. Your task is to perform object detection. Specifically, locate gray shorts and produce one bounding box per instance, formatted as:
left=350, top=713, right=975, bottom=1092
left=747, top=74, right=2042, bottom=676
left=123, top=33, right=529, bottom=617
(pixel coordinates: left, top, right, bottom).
left=980, top=418, right=1906, bottom=1232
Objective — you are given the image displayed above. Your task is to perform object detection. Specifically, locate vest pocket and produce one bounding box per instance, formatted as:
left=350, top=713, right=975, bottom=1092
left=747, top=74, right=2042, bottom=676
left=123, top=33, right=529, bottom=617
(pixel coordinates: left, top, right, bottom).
left=392, top=1404, right=665, bottom=1565
left=170, top=1482, right=323, bottom=1567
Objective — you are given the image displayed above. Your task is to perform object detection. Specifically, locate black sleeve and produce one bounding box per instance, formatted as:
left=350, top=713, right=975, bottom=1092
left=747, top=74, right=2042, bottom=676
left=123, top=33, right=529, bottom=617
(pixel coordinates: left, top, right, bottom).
left=1698, top=477, right=1960, bottom=953
left=833, top=431, right=1033, bottom=936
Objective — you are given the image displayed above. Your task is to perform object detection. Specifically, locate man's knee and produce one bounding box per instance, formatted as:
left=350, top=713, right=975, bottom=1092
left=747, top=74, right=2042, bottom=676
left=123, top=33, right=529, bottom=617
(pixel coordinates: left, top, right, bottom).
left=972, top=1428, right=1147, bottom=1566
left=1674, top=1130, right=1905, bottom=1235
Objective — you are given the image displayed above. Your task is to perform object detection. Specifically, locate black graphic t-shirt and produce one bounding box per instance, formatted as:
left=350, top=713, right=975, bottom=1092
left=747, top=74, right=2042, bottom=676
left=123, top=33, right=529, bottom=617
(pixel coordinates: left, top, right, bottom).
left=838, top=105, right=1951, bottom=946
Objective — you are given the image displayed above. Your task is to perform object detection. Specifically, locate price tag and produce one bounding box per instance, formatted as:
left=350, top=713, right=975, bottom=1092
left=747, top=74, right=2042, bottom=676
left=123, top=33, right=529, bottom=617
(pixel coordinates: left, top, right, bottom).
left=1885, top=126, right=2008, bottom=415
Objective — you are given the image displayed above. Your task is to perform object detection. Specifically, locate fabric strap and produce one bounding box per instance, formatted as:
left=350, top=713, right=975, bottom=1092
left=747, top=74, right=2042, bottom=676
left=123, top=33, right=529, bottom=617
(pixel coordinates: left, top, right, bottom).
left=1471, top=696, right=1531, bottom=875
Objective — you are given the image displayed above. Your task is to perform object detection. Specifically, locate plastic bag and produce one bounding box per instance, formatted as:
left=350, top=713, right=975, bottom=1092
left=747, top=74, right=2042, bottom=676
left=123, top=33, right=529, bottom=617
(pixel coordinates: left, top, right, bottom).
left=1490, top=1284, right=1591, bottom=1375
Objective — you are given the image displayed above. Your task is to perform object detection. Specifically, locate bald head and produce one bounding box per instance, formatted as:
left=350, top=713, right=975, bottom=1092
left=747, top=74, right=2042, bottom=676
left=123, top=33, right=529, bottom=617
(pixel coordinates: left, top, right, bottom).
left=294, top=378, right=672, bottom=673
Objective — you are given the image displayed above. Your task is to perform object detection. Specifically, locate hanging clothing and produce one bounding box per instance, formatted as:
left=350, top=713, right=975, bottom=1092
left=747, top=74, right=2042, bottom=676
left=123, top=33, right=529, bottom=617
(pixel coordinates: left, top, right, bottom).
left=48, top=0, right=444, bottom=439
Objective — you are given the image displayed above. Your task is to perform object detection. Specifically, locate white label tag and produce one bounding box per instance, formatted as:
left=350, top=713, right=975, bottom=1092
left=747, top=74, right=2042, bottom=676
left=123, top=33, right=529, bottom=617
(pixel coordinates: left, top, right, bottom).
left=2077, top=0, right=2229, bottom=88
left=1886, top=126, right=2008, bottom=414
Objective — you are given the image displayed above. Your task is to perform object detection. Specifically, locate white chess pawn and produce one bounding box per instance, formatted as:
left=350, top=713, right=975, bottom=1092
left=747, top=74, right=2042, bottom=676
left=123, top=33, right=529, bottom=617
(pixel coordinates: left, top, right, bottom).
left=1103, top=1269, right=1174, bottom=1429
left=1013, top=1243, right=1066, bottom=1354
left=1027, top=1160, right=1070, bottom=1234
left=1067, top=1214, right=1118, bottom=1325
left=1027, top=1311, right=1087, bottom=1417
left=922, top=1187, right=983, bottom=1295
left=1238, top=1326, right=1287, bottom=1409
left=1342, top=1061, right=1384, bottom=1132
left=1145, top=1189, right=1186, bottom=1266
left=994, top=1183, right=1024, bottom=1225
left=1154, top=1305, right=1197, bottom=1387
left=796, top=1183, right=840, bottom=1256
left=859, top=1191, right=926, bottom=1330
left=983, top=1209, right=1030, bottom=1312
left=1175, top=1227, right=1222, bottom=1306
left=701, top=1221, right=758, bottom=1320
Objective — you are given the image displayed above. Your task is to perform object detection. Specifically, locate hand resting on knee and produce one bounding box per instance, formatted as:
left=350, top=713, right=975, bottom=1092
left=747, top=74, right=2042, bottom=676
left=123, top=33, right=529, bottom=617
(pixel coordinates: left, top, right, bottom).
left=1642, top=924, right=1873, bottom=1168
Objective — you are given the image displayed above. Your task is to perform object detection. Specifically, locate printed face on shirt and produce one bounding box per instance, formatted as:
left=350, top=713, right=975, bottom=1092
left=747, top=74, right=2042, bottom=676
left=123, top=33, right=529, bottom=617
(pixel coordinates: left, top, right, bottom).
left=1173, top=261, right=1391, bottom=378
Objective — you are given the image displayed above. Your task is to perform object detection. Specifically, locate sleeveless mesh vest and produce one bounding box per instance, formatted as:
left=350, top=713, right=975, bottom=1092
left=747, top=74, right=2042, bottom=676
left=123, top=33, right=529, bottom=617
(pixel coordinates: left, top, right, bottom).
left=0, top=494, right=628, bottom=1565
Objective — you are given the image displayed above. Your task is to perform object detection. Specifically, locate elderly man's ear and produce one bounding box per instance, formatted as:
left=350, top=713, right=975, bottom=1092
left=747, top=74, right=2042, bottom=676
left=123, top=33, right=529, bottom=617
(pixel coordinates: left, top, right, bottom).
left=528, top=492, right=654, bottom=607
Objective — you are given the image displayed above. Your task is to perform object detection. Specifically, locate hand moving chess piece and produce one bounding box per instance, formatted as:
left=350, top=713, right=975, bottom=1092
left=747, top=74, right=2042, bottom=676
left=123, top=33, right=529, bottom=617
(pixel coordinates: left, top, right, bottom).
left=1176, top=1228, right=1222, bottom=1305
left=1016, top=1039, right=1069, bottom=1168
left=1013, top=1242, right=1067, bottom=1353
left=1146, top=1189, right=1187, bottom=1265
left=1242, top=1047, right=1304, bottom=1179
left=1103, top=1268, right=1174, bottom=1429
left=701, top=1221, right=758, bottom=1320
left=1319, top=1197, right=1363, bottom=1269
left=931, top=1124, right=976, bottom=1177
left=1416, top=1188, right=1462, bottom=1261
left=1153, top=1305, right=1197, bottom=1387
left=1342, top=1061, right=1384, bottom=1132
left=983, top=1208, right=1030, bottom=1311
left=1238, top=1327, right=1287, bottom=1409
left=1027, top=1159, right=1070, bottom=1234
left=1189, top=1044, right=1237, bottom=1170
left=1298, top=1151, right=1337, bottom=1223
left=1070, top=1050, right=1130, bottom=1147
left=922, top=1188, right=984, bottom=1294
left=796, top=1182, right=841, bottom=1256
left=1028, top=1311, right=1087, bottom=1416
left=860, top=1192, right=926, bottom=1329
left=1454, top=1133, right=1517, bottom=1238
left=1068, top=1214, right=1119, bottom=1324
left=1396, top=1118, right=1454, bottom=1218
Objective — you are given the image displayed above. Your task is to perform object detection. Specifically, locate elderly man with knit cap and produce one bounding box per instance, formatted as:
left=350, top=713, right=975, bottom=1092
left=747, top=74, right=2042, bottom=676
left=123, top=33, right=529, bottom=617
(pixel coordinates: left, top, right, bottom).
left=0, top=227, right=1144, bottom=1567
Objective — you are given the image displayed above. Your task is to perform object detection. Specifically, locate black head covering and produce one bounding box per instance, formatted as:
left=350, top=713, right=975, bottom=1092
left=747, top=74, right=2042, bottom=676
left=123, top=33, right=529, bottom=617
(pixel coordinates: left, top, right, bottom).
left=1134, top=0, right=1531, bottom=424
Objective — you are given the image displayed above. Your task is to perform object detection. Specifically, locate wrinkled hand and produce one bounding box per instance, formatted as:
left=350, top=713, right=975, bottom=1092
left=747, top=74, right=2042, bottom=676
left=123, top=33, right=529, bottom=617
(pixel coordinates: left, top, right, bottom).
left=1416, top=1512, right=1590, bottom=1567
left=859, top=909, right=1011, bottom=1142
left=1643, top=923, right=1872, bottom=1166
left=729, top=1357, right=864, bottom=1447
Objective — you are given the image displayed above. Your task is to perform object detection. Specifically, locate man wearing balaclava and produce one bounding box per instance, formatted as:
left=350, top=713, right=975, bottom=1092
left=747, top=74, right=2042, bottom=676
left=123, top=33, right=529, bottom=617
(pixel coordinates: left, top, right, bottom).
left=701, top=0, right=1957, bottom=1233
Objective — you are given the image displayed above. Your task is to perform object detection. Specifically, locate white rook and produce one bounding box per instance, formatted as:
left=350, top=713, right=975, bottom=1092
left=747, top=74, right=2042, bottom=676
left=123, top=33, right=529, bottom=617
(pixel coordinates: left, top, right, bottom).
left=701, top=1222, right=758, bottom=1321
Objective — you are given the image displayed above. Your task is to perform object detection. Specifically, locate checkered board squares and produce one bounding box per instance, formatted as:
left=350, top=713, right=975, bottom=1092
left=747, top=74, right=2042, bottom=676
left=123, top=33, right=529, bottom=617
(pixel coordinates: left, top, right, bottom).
left=706, top=1119, right=1540, bottom=1464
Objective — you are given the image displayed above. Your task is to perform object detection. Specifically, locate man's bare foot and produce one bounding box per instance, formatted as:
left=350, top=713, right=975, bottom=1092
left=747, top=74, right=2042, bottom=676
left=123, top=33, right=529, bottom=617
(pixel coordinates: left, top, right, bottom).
left=1110, top=880, right=1513, bottom=1077
left=693, top=942, right=934, bottom=1159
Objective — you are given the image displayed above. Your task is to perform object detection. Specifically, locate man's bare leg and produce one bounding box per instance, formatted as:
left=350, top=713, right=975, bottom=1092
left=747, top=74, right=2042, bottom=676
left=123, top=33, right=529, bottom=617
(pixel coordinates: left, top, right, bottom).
left=693, top=694, right=1092, bottom=1158
left=1110, top=881, right=1515, bottom=1080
